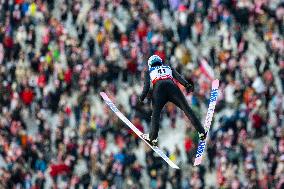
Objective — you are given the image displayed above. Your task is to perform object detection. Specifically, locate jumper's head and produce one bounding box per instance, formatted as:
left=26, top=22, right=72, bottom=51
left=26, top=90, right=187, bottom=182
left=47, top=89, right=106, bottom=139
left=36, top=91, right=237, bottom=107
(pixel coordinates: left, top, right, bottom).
left=147, top=55, right=163, bottom=68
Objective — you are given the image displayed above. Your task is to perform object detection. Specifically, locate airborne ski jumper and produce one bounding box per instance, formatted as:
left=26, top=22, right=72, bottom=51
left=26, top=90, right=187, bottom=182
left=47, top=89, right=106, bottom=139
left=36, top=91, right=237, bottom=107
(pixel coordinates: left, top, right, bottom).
left=140, top=55, right=207, bottom=146
left=100, top=54, right=217, bottom=168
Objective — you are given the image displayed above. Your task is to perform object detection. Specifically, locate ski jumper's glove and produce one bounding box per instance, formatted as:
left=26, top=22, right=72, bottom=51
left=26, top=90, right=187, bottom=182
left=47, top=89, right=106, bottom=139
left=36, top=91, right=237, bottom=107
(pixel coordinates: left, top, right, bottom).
left=137, top=98, right=144, bottom=107
left=171, top=66, right=194, bottom=93
left=185, top=81, right=194, bottom=93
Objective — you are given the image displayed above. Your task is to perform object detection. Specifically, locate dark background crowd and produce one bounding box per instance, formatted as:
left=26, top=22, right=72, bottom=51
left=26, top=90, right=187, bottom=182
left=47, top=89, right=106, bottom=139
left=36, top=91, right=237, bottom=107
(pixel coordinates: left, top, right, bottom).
left=0, top=0, right=283, bottom=189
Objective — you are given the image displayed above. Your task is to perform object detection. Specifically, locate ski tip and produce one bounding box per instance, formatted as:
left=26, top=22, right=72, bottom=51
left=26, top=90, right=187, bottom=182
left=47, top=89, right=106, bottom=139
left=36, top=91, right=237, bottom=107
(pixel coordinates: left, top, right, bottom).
left=193, top=162, right=200, bottom=166
left=212, top=79, right=219, bottom=88
left=100, top=92, right=108, bottom=100
left=193, top=157, right=203, bottom=166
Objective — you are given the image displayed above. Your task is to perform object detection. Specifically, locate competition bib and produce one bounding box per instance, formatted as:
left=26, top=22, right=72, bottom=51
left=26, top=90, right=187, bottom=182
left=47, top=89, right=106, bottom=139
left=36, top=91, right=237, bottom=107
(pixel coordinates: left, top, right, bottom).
left=149, top=66, right=173, bottom=84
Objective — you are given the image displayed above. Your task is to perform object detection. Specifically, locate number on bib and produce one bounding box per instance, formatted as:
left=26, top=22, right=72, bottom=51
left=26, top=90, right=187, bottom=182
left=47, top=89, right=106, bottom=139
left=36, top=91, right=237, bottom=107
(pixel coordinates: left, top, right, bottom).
left=158, top=69, right=166, bottom=74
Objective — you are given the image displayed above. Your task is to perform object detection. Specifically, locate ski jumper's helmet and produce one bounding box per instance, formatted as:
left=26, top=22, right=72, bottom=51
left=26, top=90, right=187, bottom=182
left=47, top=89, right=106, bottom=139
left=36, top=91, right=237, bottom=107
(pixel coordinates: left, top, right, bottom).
left=148, top=55, right=163, bottom=68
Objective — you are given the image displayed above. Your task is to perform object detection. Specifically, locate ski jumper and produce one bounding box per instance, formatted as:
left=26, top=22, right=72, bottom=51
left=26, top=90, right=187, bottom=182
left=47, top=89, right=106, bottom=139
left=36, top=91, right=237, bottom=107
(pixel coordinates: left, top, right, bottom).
left=140, top=65, right=205, bottom=141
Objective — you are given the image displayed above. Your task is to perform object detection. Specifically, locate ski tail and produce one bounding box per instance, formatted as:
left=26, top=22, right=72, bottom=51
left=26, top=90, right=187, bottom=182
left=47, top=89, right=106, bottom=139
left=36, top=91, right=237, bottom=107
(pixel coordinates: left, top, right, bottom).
left=194, top=79, right=219, bottom=166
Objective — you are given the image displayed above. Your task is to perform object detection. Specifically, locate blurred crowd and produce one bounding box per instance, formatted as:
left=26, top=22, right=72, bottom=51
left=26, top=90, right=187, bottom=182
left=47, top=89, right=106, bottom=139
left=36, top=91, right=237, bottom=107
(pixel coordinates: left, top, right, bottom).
left=0, top=0, right=283, bottom=189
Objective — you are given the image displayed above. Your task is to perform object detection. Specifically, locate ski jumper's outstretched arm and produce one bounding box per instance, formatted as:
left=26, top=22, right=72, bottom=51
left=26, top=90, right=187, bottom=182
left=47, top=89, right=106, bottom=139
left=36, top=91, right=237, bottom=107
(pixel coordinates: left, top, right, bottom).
left=140, top=69, right=150, bottom=101
left=171, top=68, right=194, bottom=91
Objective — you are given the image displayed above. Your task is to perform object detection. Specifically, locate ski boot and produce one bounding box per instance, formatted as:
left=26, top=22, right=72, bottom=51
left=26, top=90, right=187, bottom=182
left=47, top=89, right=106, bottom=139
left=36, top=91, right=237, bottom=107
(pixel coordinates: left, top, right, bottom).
left=141, top=133, right=158, bottom=146
left=198, top=131, right=208, bottom=141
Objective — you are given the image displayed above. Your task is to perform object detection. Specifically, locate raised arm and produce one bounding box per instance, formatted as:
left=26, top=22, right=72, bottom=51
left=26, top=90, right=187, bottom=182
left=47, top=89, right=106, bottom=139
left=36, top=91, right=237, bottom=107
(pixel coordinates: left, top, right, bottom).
left=139, top=69, right=151, bottom=101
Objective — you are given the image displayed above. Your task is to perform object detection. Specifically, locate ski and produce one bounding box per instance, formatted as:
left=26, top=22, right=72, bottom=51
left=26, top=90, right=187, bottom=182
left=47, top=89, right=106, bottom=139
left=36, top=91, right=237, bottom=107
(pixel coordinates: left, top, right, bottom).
left=100, top=92, right=180, bottom=169
left=194, top=79, right=219, bottom=166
